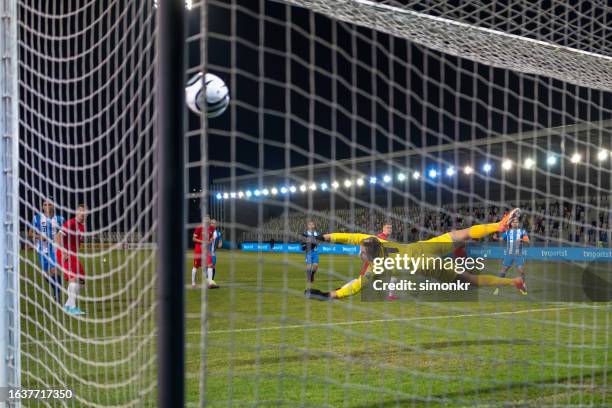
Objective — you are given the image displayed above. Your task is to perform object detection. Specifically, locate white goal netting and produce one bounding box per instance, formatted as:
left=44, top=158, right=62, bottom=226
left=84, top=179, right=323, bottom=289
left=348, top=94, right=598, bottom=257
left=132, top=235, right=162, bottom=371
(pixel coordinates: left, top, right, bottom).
left=5, top=0, right=159, bottom=406
left=195, top=0, right=611, bottom=407
left=0, top=0, right=610, bottom=407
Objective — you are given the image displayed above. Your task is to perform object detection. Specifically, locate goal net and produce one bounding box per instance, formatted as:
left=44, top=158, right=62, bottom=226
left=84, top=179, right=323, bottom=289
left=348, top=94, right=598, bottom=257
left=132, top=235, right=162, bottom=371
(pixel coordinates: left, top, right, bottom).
left=3, top=0, right=159, bottom=406
left=0, top=0, right=610, bottom=407
left=194, top=0, right=611, bottom=406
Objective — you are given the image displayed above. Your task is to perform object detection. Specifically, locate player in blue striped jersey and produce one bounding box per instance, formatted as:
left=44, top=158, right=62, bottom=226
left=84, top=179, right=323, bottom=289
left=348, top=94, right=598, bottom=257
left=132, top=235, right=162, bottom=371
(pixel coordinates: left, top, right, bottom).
left=302, top=221, right=320, bottom=287
left=495, top=218, right=529, bottom=295
left=28, top=199, right=65, bottom=303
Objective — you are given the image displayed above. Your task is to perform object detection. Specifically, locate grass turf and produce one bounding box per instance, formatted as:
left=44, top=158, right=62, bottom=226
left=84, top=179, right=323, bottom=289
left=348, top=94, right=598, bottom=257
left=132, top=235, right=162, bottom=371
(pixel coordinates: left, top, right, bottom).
left=19, top=250, right=611, bottom=407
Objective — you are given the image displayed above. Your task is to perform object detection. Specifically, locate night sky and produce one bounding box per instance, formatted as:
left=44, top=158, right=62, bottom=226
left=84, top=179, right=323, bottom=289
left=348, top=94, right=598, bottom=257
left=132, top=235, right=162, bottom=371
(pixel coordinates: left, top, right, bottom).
left=192, top=0, right=612, bottom=188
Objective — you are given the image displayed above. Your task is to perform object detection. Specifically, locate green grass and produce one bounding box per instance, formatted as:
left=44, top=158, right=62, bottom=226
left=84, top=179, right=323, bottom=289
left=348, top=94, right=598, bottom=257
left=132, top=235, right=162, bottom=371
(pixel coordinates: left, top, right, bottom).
left=19, top=250, right=611, bottom=407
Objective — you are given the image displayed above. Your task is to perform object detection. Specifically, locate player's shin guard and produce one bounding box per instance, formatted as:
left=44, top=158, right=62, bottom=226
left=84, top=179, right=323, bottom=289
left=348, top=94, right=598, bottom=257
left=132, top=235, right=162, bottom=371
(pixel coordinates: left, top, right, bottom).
left=473, top=274, right=515, bottom=287
left=206, top=267, right=214, bottom=283
left=335, top=277, right=364, bottom=299
left=468, top=223, right=500, bottom=239
left=191, top=267, right=197, bottom=285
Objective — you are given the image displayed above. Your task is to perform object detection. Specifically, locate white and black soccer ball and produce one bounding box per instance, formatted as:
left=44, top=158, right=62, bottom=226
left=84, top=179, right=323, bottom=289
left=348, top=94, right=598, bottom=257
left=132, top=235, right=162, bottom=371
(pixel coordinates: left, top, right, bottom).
left=185, top=72, right=229, bottom=118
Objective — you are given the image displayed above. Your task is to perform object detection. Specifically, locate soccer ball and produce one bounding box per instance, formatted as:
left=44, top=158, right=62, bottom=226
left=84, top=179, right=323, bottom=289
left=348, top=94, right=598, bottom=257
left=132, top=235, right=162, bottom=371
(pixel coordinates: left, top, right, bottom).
left=185, top=72, right=229, bottom=118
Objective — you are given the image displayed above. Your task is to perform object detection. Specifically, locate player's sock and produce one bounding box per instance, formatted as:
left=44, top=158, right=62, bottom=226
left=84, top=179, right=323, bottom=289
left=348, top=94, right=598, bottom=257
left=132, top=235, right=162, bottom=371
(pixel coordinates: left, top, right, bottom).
left=388, top=276, right=398, bottom=298
left=335, top=277, right=363, bottom=298
left=473, top=274, right=515, bottom=287
left=499, top=272, right=506, bottom=278
left=468, top=223, right=500, bottom=239
left=54, top=275, right=62, bottom=303
left=65, top=282, right=77, bottom=308
left=206, top=268, right=214, bottom=283
left=191, top=267, right=197, bottom=285
left=212, top=268, right=216, bottom=280
left=74, top=283, right=81, bottom=308
left=520, top=272, right=526, bottom=283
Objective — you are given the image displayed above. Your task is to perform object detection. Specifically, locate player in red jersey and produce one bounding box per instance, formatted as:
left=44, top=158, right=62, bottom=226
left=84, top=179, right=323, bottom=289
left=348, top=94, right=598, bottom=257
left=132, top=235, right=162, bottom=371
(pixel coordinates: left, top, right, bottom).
left=191, top=216, right=209, bottom=288
left=59, top=204, right=87, bottom=315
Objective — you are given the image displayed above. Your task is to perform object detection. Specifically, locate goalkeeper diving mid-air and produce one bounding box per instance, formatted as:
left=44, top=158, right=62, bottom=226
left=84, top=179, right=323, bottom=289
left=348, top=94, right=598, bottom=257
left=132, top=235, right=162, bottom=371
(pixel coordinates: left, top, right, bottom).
left=305, top=208, right=527, bottom=300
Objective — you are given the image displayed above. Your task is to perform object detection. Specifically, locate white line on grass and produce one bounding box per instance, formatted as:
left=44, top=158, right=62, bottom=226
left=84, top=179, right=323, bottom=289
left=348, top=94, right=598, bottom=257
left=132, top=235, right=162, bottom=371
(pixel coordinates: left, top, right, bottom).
left=21, top=305, right=594, bottom=346
left=205, top=305, right=589, bottom=335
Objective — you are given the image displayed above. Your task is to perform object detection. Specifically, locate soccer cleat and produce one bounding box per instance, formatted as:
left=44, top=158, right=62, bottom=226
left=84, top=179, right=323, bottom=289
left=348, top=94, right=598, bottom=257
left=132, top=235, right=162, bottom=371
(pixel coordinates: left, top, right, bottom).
left=513, top=277, right=528, bottom=295
left=63, top=305, right=73, bottom=313
left=493, top=287, right=500, bottom=296
left=498, top=208, right=521, bottom=232
left=304, top=288, right=330, bottom=301
left=71, top=307, right=85, bottom=315
left=192, top=283, right=197, bottom=289
left=208, top=280, right=220, bottom=289
left=386, top=294, right=399, bottom=300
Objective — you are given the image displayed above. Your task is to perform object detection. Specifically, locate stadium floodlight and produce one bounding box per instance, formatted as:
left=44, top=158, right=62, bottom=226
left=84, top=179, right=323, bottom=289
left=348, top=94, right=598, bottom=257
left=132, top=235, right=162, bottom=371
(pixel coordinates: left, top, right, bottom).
left=246, top=190, right=253, bottom=197
left=185, top=0, right=192, bottom=10
left=397, top=173, right=406, bottom=181
left=356, top=178, right=364, bottom=186
left=546, top=155, right=557, bottom=166
left=238, top=191, right=244, bottom=198
left=428, top=169, right=438, bottom=179
left=343, top=179, right=352, bottom=188
left=597, top=149, right=609, bottom=161
left=369, top=176, right=377, bottom=184
left=299, top=184, right=307, bottom=192
left=289, top=186, right=297, bottom=193
left=331, top=181, right=339, bottom=189
left=445, top=167, right=455, bottom=176
left=412, top=171, right=420, bottom=180
left=262, top=188, right=269, bottom=196
left=253, top=190, right=261, bottom=196
left=230, top=192, right=236, bottom=198
left=382, top=174, right=392, bottom=183
left=570, top=153, right=582, bottom=164
left=309, top=183, right=317, bottom=191
left=482, top=163, right=492, bottom=173
left=320, top=182, right=328, bottom=191
left=223, top=192, right=229, bottom=199
left=463, top=166, right=474, bottom=175
left=523, top=157, right=535, bottom=169
left=501, top=159, right=513, bottom=170
left=216, top=193, right=223, bottom=200
left=270, top=188, right=278, bottom=195
left=280, top=187, right=288, bottom=194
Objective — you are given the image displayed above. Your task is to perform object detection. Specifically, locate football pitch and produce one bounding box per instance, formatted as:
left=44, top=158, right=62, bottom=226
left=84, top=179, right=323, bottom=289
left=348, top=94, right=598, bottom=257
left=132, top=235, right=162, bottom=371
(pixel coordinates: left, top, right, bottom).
left=20, top=250, right=611, bottom=407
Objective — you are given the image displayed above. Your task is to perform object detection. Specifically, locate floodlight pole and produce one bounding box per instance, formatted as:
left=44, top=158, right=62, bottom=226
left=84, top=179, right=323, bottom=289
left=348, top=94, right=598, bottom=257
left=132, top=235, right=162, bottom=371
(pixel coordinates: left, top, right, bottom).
left=157, top=0, right=185, bottom=406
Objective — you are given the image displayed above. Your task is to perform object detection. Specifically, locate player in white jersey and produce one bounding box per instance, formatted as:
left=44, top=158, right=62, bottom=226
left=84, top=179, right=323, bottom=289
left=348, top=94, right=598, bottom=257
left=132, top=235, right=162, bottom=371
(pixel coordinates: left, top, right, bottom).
left=28, top=199, right=65, bottom=303
left=494, top=218, right=529, bottom=295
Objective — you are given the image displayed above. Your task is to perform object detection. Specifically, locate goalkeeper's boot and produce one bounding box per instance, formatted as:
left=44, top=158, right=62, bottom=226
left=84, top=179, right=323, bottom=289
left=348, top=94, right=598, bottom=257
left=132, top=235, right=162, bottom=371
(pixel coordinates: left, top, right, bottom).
left=304, top=288, right=330, bottom=301
left=513, top=277, right=528, bottom=295
left=493, top=287, right=500, bottom=296
left=498, top=208, right=521, bottom=232
left=63, top=305, right=73, bottom=313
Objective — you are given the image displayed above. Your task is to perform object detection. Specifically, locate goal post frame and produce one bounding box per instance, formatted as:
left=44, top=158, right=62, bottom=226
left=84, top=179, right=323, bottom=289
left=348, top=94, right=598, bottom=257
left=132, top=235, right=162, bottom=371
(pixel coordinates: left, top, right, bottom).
left=157, top=0, right=187, bottom=406
left=0, top=0, right=20, bottom=394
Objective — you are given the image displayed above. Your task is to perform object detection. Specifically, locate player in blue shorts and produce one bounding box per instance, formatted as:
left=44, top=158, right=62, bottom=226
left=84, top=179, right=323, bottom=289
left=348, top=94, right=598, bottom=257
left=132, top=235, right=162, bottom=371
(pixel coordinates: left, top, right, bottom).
left=495, top=217, right=529, bottom=295
left=302, top=221, right=320, bottom=287
left=28, top=199, right=65, bottom=303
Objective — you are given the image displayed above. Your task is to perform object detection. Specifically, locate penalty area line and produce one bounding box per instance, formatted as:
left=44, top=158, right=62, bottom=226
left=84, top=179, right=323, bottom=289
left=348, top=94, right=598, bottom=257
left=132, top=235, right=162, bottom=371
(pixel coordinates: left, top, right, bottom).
left=205, top=305, right=589, bottom=335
